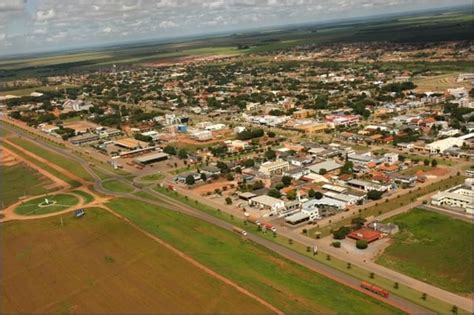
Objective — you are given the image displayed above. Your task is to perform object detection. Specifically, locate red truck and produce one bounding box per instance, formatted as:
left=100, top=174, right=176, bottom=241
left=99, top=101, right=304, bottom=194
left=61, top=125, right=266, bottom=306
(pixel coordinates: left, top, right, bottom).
left=360, top=282, right=389, bottom=298
left=262, top=223, right=277, bottom=232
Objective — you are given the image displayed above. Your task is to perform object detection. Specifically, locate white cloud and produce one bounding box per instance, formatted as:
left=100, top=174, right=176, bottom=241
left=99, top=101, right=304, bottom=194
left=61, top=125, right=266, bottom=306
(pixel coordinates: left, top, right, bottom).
left=36, top=9, right=56, bottom=21
left=159, top=20, right=177, bottom=28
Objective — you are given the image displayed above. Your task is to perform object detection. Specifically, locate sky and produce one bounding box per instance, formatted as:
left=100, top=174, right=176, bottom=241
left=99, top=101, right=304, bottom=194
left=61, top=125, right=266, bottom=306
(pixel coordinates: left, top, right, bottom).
left=0, top=0, right=470, bottom=57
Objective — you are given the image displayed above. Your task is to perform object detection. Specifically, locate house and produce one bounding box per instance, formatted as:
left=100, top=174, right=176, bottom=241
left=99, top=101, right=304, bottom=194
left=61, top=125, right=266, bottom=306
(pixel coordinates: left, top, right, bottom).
left=348, top=228, right=381, bottom=243
left=283, top=167, right=308, bottom=180
left=141, top=130, right=160, bottom=141
left=259, top=159, right=290, bottom=176
left=383, top=153, right=399, bottom=165
left=200, top=166, right=221, bottom=177
left=248, top=195, right=286, bottom=213
left=40, top=123, right=59, bottom=134
left=348, top=153, right=380, bottom=166
left=175, top=172, right=201, bottom=184
left=191, top=130, right=213, bottom=141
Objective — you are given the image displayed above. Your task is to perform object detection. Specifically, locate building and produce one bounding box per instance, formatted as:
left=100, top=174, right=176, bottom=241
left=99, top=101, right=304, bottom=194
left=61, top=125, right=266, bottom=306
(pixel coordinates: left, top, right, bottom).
left=383, top=153, right=399, bottom=165
left=325, top=114, right=360, bottom=127
left=431, top=178, right=474, bottom=213
left=69, top=133, right=99, bottom=145
left=114, top=138, right=148, bottom=150
left=426, top=133, right=474, bottom=154
left=134, top=152, right=169, bottom=165
left=348, top=153, right=380, bottom=166
left=259, top=159, right=290, bottom=176
left=191, top=130, right=213, bottom=141
left=249, top=195, right=286, bottom=213
left=285, top=206, right=320, bottom=225
left=307, top=160, right=343, bottom=174
left=292, top=122, right=330, bottom=134
left=347, top=179, right=389, bottom=192
left=348, top=228, right=381, bottom=243
left=292, top=109, right=315, bottom=119
left=141, top=131, right=160, bottom=141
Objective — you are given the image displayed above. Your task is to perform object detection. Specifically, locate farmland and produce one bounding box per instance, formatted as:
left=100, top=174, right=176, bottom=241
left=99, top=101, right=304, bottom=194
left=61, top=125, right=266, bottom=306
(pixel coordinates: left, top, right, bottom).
left=0, top=207, right=273, bottom=314
left=377, top=208, right=473, bottom=295
left=14, top=193, right=79, bottom=216
left=107, top=197, right=404, bottom=314
left=0, top=163, right=54, bottom=208
left=1, top=7, right=472, bottom=80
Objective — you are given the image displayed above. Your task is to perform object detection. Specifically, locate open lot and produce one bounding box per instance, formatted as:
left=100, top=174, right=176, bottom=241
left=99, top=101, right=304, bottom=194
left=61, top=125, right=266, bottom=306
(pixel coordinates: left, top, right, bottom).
left=0, top=207, right=272, bottom=314
left=14, top=193, right=80, bottom=216
left=376, top=208, right=473, bottom=295
left=107, top=197, right=404, bottom=314
left=0, top=162, right=54, bottom=208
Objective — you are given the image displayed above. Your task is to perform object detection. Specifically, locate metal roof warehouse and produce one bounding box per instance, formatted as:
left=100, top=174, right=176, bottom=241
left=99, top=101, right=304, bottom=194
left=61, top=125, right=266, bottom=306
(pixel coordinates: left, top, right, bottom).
left=134, top=152, right=169, bottom=164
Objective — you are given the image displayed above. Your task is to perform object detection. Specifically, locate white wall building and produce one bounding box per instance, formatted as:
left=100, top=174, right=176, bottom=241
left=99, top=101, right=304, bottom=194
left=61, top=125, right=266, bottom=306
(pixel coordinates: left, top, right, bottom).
left=259, top=159, right=290, bottom=176
left=249, top=195, right=286, bottom=213
left=431, top=178, right=474, bottom=213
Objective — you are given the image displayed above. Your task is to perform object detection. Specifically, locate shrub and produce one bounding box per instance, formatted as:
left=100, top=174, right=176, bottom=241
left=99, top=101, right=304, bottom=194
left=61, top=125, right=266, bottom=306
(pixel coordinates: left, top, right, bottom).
left=333, top=226, right=351, bottom=240
left=356, top=239, right=368, bottom=249
left=332, top=241, right=341, bottom=248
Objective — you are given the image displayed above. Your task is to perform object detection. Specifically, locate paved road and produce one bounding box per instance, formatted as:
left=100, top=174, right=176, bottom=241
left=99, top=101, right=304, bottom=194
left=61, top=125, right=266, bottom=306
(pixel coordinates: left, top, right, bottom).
left=0, top=122, right=462, bottom=314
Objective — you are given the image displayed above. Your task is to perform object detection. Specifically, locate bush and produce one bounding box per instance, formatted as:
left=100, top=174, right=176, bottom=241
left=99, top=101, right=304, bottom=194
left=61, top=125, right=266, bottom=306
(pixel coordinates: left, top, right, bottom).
left=332, top=241, right=341, bottom=248
left=356, top=239, right=368, bottom=249
left=333, top=226, right=351, bottom=240
left=367, top=190, right=383, bottom=200
left=225, top=197, right=232, bottom=205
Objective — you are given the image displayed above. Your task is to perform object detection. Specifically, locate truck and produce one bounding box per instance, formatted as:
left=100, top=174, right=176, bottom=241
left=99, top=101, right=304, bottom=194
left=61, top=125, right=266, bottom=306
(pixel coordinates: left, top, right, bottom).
left=232, top=226, right=248, bottom=236
left=360, top=282, right=389, bottom=298
left=262, top=222, right=276, bottom=232
left=245, top=213, right=261, bottom=226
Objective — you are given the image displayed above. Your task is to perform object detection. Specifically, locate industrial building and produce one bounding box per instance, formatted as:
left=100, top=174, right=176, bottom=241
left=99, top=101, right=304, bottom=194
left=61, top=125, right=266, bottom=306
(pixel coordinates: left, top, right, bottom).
left=134, top=152, right=169, bottom=165
left=258, top=159, right=290, bottom=176
left=431, top=178, right=474, bottom=213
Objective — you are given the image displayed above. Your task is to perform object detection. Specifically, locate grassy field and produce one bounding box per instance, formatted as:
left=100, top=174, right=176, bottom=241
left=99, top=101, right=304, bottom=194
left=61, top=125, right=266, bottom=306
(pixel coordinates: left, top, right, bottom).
left=0, top=163, right=54, bottom=208
left=9, top=138, right=94, bottom=182
left=70, top=190, right=95, bottom=204
left=107, top=197, right=404, bottom=314
left=2, top=142, right=81, bottom=188
left=138, top=172, right=165, bottom=182
left=377, top=208, right=473, bottom=294
left=153, top=186, right=472, bottom=314
left=102, top=179, right=135, bottom=193
left=0, top=207, right=271, bottom=314
left=308, top=175, right=466, bottom=237
left=14, top=194, right=79, bottom=216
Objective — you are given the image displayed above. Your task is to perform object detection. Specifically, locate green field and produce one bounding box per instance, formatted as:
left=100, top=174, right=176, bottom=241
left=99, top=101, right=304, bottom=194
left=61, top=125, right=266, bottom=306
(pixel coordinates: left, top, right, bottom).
left=138, top=172, right=165, bottom=182
left=308, top=175, right=466, bottom=237
left=14, top=194, right=80, bottom=216
left=107, top=197, right=403, bottom=314
left=102, top=179, right=135, bottom=193
left=8, top=138, right=94, bottom=182
left=0, top=84, right=76, bottom=97
left=0, top=163, right=54, bottom=208
left=3, top=142, right=81, bottom=188
left=0, top=207, right=271, bottom=314
left=377, top=208, right=473, bottom=294
left=71, top=190, right=95, bottom=204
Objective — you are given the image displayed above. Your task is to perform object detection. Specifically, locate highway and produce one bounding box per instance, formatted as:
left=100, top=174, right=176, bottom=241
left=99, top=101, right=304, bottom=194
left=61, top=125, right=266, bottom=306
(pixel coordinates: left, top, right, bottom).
left=0, top=121, right=462, bottom=314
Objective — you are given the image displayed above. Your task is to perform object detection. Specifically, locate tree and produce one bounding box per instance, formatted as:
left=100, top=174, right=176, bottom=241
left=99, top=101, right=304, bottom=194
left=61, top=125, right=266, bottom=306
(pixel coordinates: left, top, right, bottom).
left=226, top=173, right=235, bottom=181
left=281, top=175, right=292, bottom=187
left=185, top=175, right=195, bottom=186
left=319, top=168, right=328, bottom=175
left=332, top=241, right=341, bottom=248
left=308, top=189, right=316, bottom=198
left=356, top=239, right=368, bottom=249
left=333, top=226, right=351, bottom=240
left=367, top=190, right=383, bottom=200
left=163, top=145, right=177, bottom=155
left=267, top=188, right=282, bottom=198
left=314, top=191, right=323, bottom=199
left=216, top=161, right=229, bottom=173
left=286, top=190, right=297, bottom=200
left=200, top=173, right=207, bottom=182
left=394, top=282, right=399, bottom=289
left=351, top=217, right=366, bottom=229
left=431, top=159, right=438, bottom=167
left=225, top=197, right=232, bottom=205
left=267, top=131, right=276, bottom=137
left=178, top=148, right=188, bottom=159
left=242, top=159, right=255, bottom=168
left=340, top=161, right=354, bottom=174
left=264, top=149, right=276, bottom=160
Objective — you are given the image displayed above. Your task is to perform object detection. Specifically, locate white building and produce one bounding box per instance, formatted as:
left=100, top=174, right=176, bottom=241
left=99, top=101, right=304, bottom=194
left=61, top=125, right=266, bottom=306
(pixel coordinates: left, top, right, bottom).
left=191, top=130, right=213, bottom=141
left=431, top=178, right=474, bottom=213
left=426, top=133, right=474, bottom=154
left=259, top=159, right=290, bottom=176
left=249, top=195, right=286, bottom=213
left=141, top=131, right=160, bottom=141
left=383, top=153, right=399, bottom=165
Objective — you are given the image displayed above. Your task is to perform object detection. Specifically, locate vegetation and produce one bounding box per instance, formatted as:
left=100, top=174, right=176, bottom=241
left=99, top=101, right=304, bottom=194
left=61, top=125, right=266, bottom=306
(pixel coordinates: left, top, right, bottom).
left=107, top=198, right=404, bottom=314
left=14, top=193, right=79, bottom=215
left=377, top=209, right=473, bottom=294
left=102, top=179, right=135, bottom=193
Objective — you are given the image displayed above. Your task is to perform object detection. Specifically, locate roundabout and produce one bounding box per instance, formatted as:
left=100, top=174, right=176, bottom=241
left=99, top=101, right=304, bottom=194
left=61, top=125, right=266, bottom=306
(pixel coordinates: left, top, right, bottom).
left=14, top=194, right=80, bottom=216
